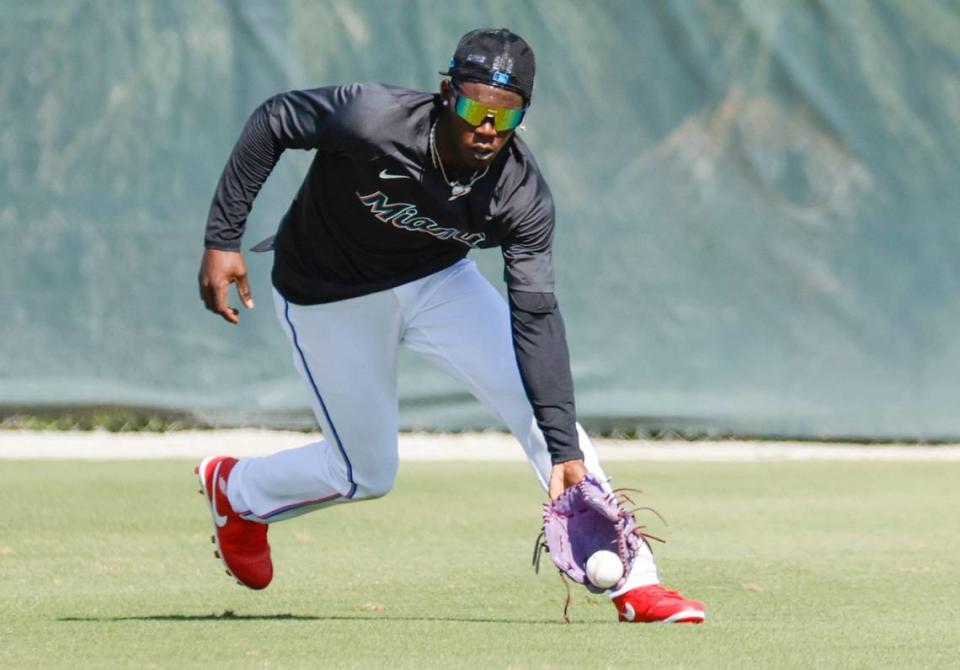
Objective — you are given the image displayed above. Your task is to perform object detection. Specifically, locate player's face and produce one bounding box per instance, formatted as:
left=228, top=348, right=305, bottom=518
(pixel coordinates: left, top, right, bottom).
left=441, top=80, right=526, bottom=170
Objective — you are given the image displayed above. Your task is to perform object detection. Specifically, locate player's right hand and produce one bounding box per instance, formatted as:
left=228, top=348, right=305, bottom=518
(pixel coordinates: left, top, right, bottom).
left=198, top=249, right=255, bottom=325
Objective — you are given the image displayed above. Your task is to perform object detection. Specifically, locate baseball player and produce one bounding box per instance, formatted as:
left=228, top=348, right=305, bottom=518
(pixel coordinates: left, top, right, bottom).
left=197, top=28, right=704, bottom=624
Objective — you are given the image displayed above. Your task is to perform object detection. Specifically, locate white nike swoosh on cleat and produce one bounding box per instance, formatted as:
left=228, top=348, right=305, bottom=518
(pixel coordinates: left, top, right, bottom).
left=379, top=169, right=410, bottom=180
left=622, top=603, right=636, bottom=621
left=211, top=461, right=229, bottom=527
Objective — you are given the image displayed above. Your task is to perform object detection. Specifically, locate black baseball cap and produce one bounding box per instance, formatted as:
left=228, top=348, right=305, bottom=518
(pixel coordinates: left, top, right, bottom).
left=440, top=28, right=535, bottom=103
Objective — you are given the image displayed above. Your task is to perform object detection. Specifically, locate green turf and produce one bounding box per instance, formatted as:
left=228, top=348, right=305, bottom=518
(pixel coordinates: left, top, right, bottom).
left=1, top=460, right=957, bottom=669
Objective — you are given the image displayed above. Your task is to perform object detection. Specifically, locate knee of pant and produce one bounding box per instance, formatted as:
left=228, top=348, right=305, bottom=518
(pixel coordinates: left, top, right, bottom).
left=352, top=478, right=394, bottom=500
left=350, top=463, right=398, bottom=500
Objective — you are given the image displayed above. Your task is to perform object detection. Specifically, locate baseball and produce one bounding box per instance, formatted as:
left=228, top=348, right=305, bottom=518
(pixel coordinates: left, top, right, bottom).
left=585, top=550, right=624, bottom=589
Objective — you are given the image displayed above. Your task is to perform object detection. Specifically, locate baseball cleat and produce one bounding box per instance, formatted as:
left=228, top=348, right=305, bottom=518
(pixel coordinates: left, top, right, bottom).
left=196, top=456, right=273, bottom=590
left=612, top=584, right=705, bottom=624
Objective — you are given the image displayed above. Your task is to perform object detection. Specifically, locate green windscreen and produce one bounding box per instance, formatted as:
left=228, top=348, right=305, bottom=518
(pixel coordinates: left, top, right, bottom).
left=4, top=1, right=960, bottom=439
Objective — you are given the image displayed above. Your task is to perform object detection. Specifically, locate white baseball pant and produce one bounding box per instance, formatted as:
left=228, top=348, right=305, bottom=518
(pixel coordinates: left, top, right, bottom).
left=225, top=258, right=658, bottom=593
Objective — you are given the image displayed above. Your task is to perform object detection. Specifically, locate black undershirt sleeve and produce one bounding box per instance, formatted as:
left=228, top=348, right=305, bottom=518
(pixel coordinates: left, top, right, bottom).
left=204, top=86, right=360, bottom=251
left=508, top=289, right=584, bottom=465
left=204, top=102, right=283, bottom=251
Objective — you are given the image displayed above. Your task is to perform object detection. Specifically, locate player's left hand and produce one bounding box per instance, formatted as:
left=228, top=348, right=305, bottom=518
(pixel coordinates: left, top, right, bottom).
left=548, top=459, right=588, bottom=499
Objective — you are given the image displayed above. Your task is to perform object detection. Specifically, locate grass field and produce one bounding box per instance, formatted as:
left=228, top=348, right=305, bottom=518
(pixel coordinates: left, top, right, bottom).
left=1, top=459, right=958, bottom=669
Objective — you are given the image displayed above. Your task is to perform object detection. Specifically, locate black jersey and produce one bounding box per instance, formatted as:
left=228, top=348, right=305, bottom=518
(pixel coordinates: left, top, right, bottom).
left=205, top=83, right=582, bottom=464
left=205, top=83, right=554, bottom=303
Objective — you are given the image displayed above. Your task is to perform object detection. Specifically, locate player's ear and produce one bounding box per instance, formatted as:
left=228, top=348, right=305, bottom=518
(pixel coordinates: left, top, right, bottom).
left=440, top=79, right=452, bottom=106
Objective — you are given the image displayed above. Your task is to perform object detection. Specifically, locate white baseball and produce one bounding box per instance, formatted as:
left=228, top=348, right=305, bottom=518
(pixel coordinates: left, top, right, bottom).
left=585, top=550, right=624, bottom=589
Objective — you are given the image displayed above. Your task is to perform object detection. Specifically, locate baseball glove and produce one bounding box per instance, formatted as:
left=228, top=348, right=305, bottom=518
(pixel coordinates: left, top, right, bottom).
left=532, top=474, right=665, bottom=622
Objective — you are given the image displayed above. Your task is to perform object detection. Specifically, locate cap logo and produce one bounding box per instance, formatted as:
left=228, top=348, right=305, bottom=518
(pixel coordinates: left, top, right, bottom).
left=491, top=71, right=510, bottom=85
left=492, top=55, right=514, bottom=72
left=466, top=54, right=486, bottom=64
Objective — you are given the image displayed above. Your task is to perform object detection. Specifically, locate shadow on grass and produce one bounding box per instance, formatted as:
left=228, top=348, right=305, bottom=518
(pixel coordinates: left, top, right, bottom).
left=58, top=611, right=609, bottom=625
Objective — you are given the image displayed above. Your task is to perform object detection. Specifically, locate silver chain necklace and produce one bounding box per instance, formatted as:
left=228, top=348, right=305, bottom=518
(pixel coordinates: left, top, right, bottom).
left=430, top=119, right=489, bottom=201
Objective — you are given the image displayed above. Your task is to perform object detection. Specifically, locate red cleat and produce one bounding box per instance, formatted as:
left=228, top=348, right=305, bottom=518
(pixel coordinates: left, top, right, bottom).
left=196, top=456, right=273, bottom=590
left=612, top=584, right=705, bottom=623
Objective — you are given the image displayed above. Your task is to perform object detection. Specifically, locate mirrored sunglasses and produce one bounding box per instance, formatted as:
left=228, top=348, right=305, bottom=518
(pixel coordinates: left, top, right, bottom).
left=451, top=86, right=526, bottom=132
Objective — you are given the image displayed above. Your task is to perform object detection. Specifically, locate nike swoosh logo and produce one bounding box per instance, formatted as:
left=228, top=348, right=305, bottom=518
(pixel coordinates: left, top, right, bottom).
left=212, top=461, right=229, bottom=527
left=379, top=169, right=410, bottom=180
left=622, top=603, right=636, bottom=622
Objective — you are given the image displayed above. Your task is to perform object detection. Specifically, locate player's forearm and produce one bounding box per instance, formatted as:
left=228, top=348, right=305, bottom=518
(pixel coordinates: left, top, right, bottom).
left=204, top=102, right=284, bottom=250
left=508, top=289, right=584, bottom=464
